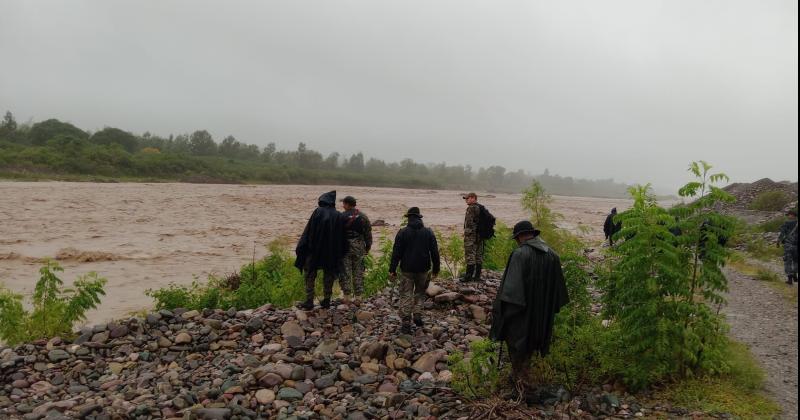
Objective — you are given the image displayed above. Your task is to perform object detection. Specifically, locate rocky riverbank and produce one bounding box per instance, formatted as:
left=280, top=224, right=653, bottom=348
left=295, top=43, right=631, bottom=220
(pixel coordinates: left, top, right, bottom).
left=2, top=274, right=710, bottom=419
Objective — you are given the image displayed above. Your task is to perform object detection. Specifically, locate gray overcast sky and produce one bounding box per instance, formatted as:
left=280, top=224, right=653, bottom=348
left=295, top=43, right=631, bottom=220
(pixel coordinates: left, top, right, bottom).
left=1, top=1, right=797, bottom=191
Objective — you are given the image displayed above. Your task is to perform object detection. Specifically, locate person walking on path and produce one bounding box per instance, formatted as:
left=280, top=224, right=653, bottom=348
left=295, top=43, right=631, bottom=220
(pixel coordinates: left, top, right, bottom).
left=389, top=207, right=441, bottom=334
left=489, top=220, right=569, bottom=391
left=604, top=207, right=622, bottom=246
left=778, top=208, right=798, bottom=285
left=295, top=190, right=348, bottom=310
left=339, top=195, right=373, bottom=303
left=461, top=192, right=485, bottom=282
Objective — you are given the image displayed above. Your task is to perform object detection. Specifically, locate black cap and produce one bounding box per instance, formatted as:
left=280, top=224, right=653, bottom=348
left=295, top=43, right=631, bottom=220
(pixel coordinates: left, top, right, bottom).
left=511, top=220, right=540, bottom=239
left=404, top=207, right=423, bottom=218
left=341, top=196, right=357, bottom=205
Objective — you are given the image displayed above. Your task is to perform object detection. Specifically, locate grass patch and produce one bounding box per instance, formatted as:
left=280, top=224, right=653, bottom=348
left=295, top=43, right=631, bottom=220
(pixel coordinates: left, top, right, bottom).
left=655, top=340, right=780, bottom=418
left=748, top=191, right=792, bottom=212
left=728, top=252, right=797, bottom=303
left=758, top=216, right=788, bottom=233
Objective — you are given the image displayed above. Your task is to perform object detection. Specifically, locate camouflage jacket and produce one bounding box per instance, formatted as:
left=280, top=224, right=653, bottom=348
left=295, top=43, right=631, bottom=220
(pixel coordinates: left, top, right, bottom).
left=464, top=203, right=480, bottom=237
left=343, top=208, right=373, bottom=252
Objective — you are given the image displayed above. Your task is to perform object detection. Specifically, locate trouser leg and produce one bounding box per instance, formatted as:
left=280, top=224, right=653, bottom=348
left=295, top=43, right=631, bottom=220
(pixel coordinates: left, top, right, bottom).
left=340, top=253, right=354, bottom=297
left=412, top=272, right=429, bottom=318
left=509, top=348, right=533, bottom=386
left=398, top=272, right=414, bottom=319
left=303, top=259, right=317, bottom=302
left=322, top=269, right=336, bottom=300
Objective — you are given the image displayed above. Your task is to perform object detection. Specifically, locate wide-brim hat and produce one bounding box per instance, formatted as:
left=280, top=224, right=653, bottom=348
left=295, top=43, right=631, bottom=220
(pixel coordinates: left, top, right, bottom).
left=511, top=220, right=540, bottom=239
left=404, top=207, right=423, bottom=218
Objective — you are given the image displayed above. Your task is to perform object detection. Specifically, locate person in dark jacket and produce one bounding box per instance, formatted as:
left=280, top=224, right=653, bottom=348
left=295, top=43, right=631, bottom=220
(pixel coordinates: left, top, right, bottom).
left=778, top=209, right=798, bottom=285
left=603, top=208, right=622, bottom=245
left=389, top=207, right=441, bottom=333
left=489, top=220, right=569, bottom=389
left=295, top=191, right=348, bottom=310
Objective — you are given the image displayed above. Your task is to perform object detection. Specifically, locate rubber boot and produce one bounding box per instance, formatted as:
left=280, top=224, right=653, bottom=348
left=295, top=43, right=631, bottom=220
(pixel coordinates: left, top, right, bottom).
left=413, top=314, right=424, bottom=327
left=474, top=263, right=483, bottom=282
left=320, top=297, right=331, bottom=309
left=788, top=275, right=796, bottom=286
left=459, top=265, right=475, bottom=283
left=297, top=299, right=314, bottom=311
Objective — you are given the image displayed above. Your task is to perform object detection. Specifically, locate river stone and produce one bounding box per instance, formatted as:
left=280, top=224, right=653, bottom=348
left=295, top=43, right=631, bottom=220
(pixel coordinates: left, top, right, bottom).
left=245, top=317, right=263, bottom=333
left=281, top=321, right=305, bottom=340
left=425, top=284, right=445, bottom=296
left=255, top=389, right=275, bottom=404
left=181, top=310, right=200, bottom=319
left=259, top=373, right=283, bottom=387
left=108, top=325, right=129, bottom=338
left=411, top=350, right=446, bottom=373
left=47, top=349, right=69, bottom=363
left=313, top=339, right=338, bottom=356
left=194, top=408, right=231, bottom=419
left=434, top=292, right=461, bottom=303
left=277, top=387, right=303, bottom=401
left=468, top=305, right=487, bottom=321
left=174, top=332, right=192, bottom=344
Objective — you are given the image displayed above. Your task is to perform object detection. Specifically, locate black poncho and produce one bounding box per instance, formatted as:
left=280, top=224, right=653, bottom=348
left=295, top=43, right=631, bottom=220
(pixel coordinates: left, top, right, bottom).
left=489, top=237, right=569, bottom=356
left=294, top=191, right=347, bottom=273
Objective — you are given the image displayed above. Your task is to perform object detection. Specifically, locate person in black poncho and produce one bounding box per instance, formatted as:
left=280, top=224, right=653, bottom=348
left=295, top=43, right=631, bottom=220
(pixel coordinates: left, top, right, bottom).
left=295, top=191, right=348, bottom=310
left=489, top=220, right=569, bottom=388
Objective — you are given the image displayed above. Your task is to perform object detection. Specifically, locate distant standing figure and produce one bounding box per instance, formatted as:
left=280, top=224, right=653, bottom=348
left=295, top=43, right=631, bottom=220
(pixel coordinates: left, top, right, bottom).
left=295, top=191, right=348, bottom=310
left=489, top=220, right=569, bottom=389
left=389, top=207, right=440, bottom=334
left=340, top=195, right=373, bottom=302
left=604, top=208, right=622, bottom=245
left=778, top=209, right=798, bottom=285
left=461, top=192, right=484, bottom=282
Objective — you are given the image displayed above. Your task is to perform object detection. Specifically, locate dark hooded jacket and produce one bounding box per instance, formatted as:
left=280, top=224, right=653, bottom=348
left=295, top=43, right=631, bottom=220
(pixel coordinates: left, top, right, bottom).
left=604, top=210, right=621, bottom=239
left=489, top=236, right=569, bottom=356
left=294, top=191, right=348, bottom=273
left=389, top=217, right=441, bottom=274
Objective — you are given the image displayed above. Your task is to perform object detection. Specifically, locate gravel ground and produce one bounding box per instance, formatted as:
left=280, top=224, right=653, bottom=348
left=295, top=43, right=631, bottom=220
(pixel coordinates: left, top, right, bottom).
left=723, top=267, right=798, bottom=419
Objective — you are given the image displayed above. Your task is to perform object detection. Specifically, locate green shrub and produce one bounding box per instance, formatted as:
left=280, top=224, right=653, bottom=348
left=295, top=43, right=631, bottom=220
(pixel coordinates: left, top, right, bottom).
left=600, top=162, right=735, bottom=389
left=758, top=215, right=788, bottom=233
left=434, top=230, right=464, bottom=278
left=148, top=236, right=396, bottom=311
left=448, top=339, right=506, bottom=398
left=483, top=222, right=516, bottom=270
left=363, top=234, right=394, bottom=297
left=0, top=261, right=106, bottom=345
left=748, top=190, right=792, bottom=211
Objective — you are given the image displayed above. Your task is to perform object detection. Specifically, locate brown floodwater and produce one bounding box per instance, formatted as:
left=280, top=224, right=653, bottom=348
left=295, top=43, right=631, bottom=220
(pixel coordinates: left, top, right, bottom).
left=0, top=181, right=631, bottom=324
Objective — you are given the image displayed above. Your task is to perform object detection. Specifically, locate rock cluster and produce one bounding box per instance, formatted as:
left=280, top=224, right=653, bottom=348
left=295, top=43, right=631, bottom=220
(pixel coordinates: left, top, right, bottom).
left=1, top=273, right=698, bottom=419
left=721, top=178, right=798, bottom=211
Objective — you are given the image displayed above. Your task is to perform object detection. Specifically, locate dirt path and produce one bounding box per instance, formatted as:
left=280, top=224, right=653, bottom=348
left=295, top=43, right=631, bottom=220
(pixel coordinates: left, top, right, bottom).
left=723, top=267, right=798, bottom=419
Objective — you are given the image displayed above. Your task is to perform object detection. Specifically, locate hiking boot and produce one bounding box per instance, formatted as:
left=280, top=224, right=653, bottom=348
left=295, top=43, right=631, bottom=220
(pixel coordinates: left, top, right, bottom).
left=401, top=317, right=413, bottom=334
left=474, top=263, right=483, bottom=282
left=459, top=265, right=475, bottom=283
left=787, top=275, right=796, bottom=286
left=320, top=298, right=331, bottom=309
left=297, top=299, right=314, bottom=311
left=413, top=314, right=424, bottom=327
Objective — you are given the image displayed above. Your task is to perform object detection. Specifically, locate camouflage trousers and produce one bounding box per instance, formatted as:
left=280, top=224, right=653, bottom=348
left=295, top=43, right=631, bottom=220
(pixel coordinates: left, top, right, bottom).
left=784, top=245, right=798, bottom=276
left=464, top=234, right=484, bottom=265
left=303, top=258, right=336, bottom=302
left=340, top=237, right=366, bottom=297
left=398, top=272, right=430, bottom=319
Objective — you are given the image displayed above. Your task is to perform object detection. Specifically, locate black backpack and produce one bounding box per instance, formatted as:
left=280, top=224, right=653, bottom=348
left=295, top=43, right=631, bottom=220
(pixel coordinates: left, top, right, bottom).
left=477, top=204, right=496, bottom=240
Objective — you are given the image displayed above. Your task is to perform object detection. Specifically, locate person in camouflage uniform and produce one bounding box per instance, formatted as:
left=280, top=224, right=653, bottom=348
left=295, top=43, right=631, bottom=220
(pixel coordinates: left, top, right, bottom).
left=778, top=209, right=798, bottom=285
left=339, top=196, right=373, bottom=302
left=461, top=192, right=484, bottom=282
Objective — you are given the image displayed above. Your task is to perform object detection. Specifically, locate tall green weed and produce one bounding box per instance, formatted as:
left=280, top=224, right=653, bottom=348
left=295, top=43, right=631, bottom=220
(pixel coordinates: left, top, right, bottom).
left=0, top=261, right=106, bottom=345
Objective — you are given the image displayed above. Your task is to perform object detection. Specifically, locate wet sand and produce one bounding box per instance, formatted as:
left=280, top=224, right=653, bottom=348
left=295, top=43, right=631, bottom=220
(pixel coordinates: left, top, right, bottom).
left=0, top=181, right=631, bottom=323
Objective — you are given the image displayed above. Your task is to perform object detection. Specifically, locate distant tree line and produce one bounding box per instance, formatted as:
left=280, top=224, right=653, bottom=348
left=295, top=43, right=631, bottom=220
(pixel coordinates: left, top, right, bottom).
left=0, top=111, right=631, bottom=197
